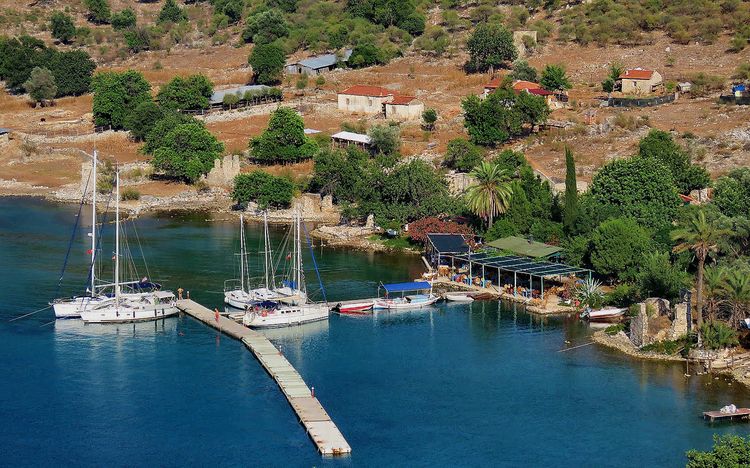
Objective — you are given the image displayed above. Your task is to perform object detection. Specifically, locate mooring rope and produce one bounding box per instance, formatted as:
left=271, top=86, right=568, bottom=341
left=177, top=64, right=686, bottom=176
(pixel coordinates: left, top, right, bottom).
left=8, top=305, right=52, bottom=322
left=558, top=341, right=596, bottom=352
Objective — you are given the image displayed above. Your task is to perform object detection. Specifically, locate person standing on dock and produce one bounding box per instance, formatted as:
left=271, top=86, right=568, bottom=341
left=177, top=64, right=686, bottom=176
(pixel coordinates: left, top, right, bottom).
left=214, top=308, right=220, bottom=323
left=177, top=287, right=184, bottom=300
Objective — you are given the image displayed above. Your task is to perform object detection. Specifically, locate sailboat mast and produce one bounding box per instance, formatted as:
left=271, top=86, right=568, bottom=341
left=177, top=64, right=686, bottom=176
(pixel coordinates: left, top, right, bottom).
left=90, top=150, right=97, bottom=294
left=296, top=211, right=302, bottom=292
left=114, top=169, right=120, bottom=305
left=264, top=211, right=274, bottom=290
left=241, top=216, right=245, bottom=291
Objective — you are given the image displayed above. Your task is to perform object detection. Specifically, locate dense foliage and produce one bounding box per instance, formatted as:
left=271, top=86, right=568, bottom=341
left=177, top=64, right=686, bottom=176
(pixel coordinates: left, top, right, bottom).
left=346, top=0, right=425, bottom=36
left=232, top=171, right=295, bottom=208
left=111, top=8, right=137, bottom=30
left=248, top=43, right=285, bottom=85
left=50, top=12, right=76, bottom=44
left=151, top=121, right=224, bottom=183
left=408, top=217, right=473, bottom=244
left=23, top=67, right=57, bottom=104
left=686, top=434, right=750, bottom=466
left=713, top=168, right=750, bottom=218
left=465, top=23, right=517, bottom=73
left=444, top=138, right=483, bottom=173
left=638, top=129, right=710, bottom=194
left=91, top=70, right=152, bottom=129
left=539, top=64, right=571, bottom=91
left=0, top=37, right=95, bottom=96
left=158, top=0, right=186, bottom=24
left=156, top=74, right=213, bottom=111
left=462, top=86, right=549, bottom=146
left=242, top=9, right=289, bottom=44
left=249, top=107, right=318, bottom=163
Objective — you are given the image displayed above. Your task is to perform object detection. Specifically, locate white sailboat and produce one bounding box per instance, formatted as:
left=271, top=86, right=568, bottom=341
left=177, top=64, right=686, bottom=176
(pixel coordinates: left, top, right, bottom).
left=242, top=212, right=328, bottom=328
left=52, top=151, right=110, bottom=318
left=80, top=171, right=178, bottom=324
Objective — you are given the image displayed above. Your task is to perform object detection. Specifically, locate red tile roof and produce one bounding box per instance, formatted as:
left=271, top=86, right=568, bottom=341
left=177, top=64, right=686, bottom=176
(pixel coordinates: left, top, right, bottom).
left=389, top=95, right=417, bottom=105
left=527, top=88, right=554, bottom=96
left=512, top=80, right=542, bottom=91
left=485, top=77, right=502, bottom=89
left=339, top=85, right=394, bottom=97
left=619, top=68, right=654, bottom=80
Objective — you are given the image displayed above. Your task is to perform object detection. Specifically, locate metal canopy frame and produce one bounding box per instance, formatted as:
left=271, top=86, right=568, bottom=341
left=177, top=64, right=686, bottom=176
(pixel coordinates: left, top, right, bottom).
left=443, top=252, right=592, bottom=297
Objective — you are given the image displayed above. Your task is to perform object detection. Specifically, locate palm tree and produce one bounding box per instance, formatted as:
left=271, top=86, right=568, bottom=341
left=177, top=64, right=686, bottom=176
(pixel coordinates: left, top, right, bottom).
left=671, top=209, right=730, bottom=327
left=722, top=269, right=750, bottom=329
left=702, top=266, right=727, bottom=323
left=465, top=162, right=513, bottom=228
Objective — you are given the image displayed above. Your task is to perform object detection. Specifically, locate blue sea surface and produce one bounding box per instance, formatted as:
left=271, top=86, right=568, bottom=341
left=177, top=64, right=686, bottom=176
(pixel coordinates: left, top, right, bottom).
left=0, top=197, right=747, bottom=467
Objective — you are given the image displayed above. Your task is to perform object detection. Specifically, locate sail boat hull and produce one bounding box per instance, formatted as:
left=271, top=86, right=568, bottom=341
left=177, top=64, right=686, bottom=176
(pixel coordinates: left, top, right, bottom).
left=242, top=304, right=329, bottom=328
left=52, top=296, right=110, bottom=318
left=80, top=305, right=179, bottom=323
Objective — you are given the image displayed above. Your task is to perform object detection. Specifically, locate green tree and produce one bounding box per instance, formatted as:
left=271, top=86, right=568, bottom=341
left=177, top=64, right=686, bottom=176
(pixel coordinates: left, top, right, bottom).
left=422, top=108, right=437, bottom=131
left=703, top=266, right=727, bottom=323
left=712, top=168, right=750, bottom=218
left=222, top=92, right=240, bottom=108
left=347, top=0, right=424, bottom=36
left=503, top=181, right=533, bottom=233
left=601, top=62, right=623, bottom=92
left=123, top=100, right=164, bottom=141
left=638, top=129, right=709, bottom=194
left=214, top=0, right=244, bottom=23
left=151, top=122, right=224, bottom=183
left=242, top=9, right=288, bottom=44
left=267, top=0, right=298, bottom=13
left=539, top=64, right=571, bottom=91
left=378, top=159, right=456, bottom=222
left=84, top=0, right=111, bottom=24
left=23, top=67, right=57, bottom=104
left=465, top=162, right=513, bottom=228
left=48, top=50, right=96, bottom=97
left=157, top=74, right=213, bottom=111
left=91, top=70, right=152, bottom=129
left=590, top=217, right=652, bottom=282
left=563, top=146, right=578, bottom=233
left=368, top=124, right=400, bottom=155
left=143, top=112, right=196, bottom=154
left=465, top=23, right=517, bottom=73
left=444, top=138, right=483, bottom=172
left=158, top=0, right=185, bottom=24
left=0, top=36, right=48, bottom=92
left=637, top=251, right=689, bottom=302
left=309, top=147, right=369, bottom=203
left=462, top=86, right=549, bottom=146
left=232, top=171, right=295, bottom=208
left=590, top=156, right=681, bottom=231
left=111, top=8, right=137, bottom=30
left=349, top=42, right=384, bottom=68
left=510, top=59, right=538, bottom=82
left=722, top=268, right=750, bottom=329
left=248, top=43, right=285, bottom=85
left=124, top=27, right=153, bottom=52
left=50, top=12, right=76, bottom=44
left=249, top=107, right=318, bottom=163
left=672, top=209, right=731, bottom=327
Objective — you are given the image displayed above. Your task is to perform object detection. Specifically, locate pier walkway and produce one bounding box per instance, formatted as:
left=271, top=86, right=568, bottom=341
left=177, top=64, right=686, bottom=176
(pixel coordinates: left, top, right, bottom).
left=176, top=299, right=351, bottom=456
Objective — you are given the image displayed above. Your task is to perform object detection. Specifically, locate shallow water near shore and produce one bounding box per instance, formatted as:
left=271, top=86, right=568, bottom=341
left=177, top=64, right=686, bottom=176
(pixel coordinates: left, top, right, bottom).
left=1, top=196, right=748, bottom=467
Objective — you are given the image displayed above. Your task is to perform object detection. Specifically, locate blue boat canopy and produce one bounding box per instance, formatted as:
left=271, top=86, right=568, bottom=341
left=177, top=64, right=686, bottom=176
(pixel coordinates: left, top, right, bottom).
left=381, top=281, right=431, bottom=293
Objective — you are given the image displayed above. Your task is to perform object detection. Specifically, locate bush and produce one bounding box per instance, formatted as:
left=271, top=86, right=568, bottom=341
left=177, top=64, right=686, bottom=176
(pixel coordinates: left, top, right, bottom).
left=111, top=8, right=136, bottom=30
left=158, top=0, right=186, bottom=24
left=510, top=60, right=538, bottom=82
left=349, top=42, right=385, bottom=68
left=84, top=0, right=111, bottom=24
left=23, top=67, right=57, bottom=104
left=368, top=124, right=400, bottom=155
left=124, top=27, right=154, bottom=52
left=422, top=108, right=437, bottom=131
left=50, top=12, right=76, bottom=43
left=465, top=23, right=517, bottom=73
left=605, top=323, right=625, bottom=336
left=120, top=188, right=140, bottom=201
left=539, top=64, right=572, bottom=91
left=407, top=217, right=473, bottom=244
left=700, top=321, right=739, bottom=350
left=686, top=435, right=750, bottom=466
left=242, top=9, right=288, bottom=44
left=232, top=171, right=295, bottom=208
left=444, top=138, right=483, bottom=173
left=157, top=74, right=213, bottom=111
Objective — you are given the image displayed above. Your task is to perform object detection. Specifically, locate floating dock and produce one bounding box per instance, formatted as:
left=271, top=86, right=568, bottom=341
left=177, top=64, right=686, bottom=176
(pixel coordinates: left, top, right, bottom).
left=702, top=408, right=750, bottom=422
left=176, top=299, right=351, bottom=456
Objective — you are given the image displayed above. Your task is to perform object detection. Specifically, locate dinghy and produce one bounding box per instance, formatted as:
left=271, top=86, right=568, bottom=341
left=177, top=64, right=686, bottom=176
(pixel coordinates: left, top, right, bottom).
left=580, top=307, right=625, bottom=322
left=445, top=293, right=474, bottom=303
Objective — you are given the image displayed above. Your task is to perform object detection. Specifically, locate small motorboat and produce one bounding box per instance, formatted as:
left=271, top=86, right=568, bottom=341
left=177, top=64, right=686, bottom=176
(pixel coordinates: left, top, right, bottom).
left=580, top=307, right=625, bottom=322
left=444, top=293, right=474, bottom=303
left=336, top=301, right=374, bottom=315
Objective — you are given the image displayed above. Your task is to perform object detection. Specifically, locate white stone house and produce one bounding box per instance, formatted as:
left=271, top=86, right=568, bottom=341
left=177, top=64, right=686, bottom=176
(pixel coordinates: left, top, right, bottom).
left=337, top=85, right=395, bottom=114
left=617, top=68, right=664, bottom=95
left=383, top=95, right=424, bottom=121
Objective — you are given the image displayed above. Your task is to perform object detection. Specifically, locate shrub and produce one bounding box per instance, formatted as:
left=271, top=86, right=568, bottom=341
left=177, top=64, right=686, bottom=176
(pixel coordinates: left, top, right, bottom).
left=158, top=0, right=186, bottom=24
left=348, top=42, right=384, bottom=68
left=422, top=108, right=437, bottom=131
left=84, top=0, right=111, bottom=24
left=111, top=8, right=136, bottom=30
left=700, top=322, right=739, bottom=350
left=407, top=217, right=473, bottom=243
left=295, top=73, right=308, bottom=90
left=242, top=9, right=288, bottom=44
left=540, top=64, right=572, bottom=91
left=368, top=124, right=400, bottom=155
left=605, top=323, right=625, bottom=336
left=120, top=188, right=140, bottom=200
left=50, top=12, right=76, bottom=43
left=232, top=171, right=295, bottom=208
left=23, top=67, right=57, bottom=104
left=686, top=435, right=750, bottom=466
left=443, top=138, right=483, bottom=172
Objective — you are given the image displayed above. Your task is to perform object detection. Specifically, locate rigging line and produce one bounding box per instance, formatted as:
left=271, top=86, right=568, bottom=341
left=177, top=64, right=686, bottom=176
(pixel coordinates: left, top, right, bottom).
left=85, top=188, right=115, bottom=290
left=130, top=217, right=152, bottom=282
left=302, top=221, right=327, bottom=304
left=7, top=305, right=52, bottom=322
left=56, top=168, right=93, bottom=297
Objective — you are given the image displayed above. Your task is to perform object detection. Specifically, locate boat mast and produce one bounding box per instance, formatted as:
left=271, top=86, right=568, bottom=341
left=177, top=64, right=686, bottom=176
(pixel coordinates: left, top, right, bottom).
left=89, top=150, right=97, bottom=294
left=264, top=211, right=274, bottom=290
left=114, top=169, right=120, bottom=307
left=296, top=211, right=302, bottom=293
left=239, top=214, right=245, bottom=292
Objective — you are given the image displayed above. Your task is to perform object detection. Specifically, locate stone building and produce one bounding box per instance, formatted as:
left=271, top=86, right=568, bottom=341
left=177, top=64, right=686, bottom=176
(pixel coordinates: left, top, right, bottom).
left=617, top=68, right=664, bottom=95
left=383, top=95, right=424, bottom=121
left=285, top=49, right=352, bottom=75
left=337, top=85, right=395, bottom=114
left=205, top=154, right=240, bottom=188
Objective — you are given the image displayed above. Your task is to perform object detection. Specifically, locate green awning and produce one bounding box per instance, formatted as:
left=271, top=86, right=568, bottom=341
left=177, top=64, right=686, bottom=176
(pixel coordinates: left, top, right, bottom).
left=485, top=236, right=562, bottom=259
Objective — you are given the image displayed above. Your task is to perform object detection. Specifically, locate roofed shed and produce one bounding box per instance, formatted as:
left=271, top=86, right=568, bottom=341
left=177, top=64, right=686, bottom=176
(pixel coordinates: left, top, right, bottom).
left=486, top=236, right=562, bottom=259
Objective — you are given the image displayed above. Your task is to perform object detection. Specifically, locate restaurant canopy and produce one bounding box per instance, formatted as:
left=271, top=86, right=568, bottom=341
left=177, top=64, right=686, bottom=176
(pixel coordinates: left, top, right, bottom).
left=485, top=236, right=562, bottom=259
left=426, top=233, right=470, bottom=255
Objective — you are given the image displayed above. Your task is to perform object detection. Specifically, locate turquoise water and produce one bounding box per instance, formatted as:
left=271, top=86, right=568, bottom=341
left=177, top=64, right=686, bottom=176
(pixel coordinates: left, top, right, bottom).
left=1, top=197, right=748, bottom=467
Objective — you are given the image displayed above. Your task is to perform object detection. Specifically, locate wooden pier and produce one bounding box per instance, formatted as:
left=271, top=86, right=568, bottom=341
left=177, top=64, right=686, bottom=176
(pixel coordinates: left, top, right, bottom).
left=702, top=408, right=750, bottom=422
left=176, top=299, right=351, bottom=456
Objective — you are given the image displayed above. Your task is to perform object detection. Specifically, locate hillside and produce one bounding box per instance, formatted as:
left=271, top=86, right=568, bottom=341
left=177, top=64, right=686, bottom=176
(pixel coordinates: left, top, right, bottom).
left=1, top=0, right=750, bottom=198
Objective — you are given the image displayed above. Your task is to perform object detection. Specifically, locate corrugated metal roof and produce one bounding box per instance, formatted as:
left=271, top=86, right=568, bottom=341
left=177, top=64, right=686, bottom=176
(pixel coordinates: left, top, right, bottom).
left=427, top=233, right=469, bottom=254
left=0, top=128, right=10, bottom=135
left=297, top=49, right=352, bottom=70
left=331, top=131, right=371, bottom=144
left=210, top=85, right=270, bottom=104
left=486, top=236, right=562, bottom=258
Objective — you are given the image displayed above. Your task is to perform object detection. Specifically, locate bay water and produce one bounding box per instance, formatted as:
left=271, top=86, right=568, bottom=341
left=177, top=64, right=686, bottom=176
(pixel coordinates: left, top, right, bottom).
left=1, top=197, right=748, bottom=467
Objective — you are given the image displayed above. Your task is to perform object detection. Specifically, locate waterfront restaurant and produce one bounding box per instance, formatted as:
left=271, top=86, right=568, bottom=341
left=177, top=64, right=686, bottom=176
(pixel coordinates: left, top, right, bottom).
left=431, top=234, right=591, bottom=297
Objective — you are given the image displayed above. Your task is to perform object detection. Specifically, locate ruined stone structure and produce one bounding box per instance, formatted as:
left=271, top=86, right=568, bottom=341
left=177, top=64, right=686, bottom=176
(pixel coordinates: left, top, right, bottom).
left=513, top=30, right=538, bottom=56
left=255, top=193, right=340, bottom=223
left=205, top=155, right=240, bottom=188
left=630, top=298, right=689, bottom=348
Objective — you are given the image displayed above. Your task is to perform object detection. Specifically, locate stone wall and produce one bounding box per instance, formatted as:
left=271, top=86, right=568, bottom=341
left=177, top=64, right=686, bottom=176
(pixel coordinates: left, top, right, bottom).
left=630, top=298, right=689, bottom=348
left=513, top=30, right=538, bottom=56
left=205, top=155, right=240, bottom=188
left=249, top=193, right=340, bottom=223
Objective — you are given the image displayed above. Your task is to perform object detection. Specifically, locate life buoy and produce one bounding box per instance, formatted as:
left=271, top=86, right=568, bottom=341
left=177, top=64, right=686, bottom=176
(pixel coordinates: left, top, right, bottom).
left=261, top=311, right=268, bottom=318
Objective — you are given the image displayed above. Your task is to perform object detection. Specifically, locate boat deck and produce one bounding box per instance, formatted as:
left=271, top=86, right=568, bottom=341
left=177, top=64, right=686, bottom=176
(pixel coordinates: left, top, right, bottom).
left=702, top=408, right=750, bottom=422
left=176, top=299, right=351, bottom=456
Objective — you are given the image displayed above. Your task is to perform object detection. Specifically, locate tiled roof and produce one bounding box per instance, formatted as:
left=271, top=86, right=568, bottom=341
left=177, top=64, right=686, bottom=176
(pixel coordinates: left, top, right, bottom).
left=339, top=85, right=394, bottom=97
left=512, top=80, right=541, bottom=91
left=619, top=68, right=654, bottom=80
left=485, top=77, right=502, bottom=89
left=527, top=88, right=554, bottom=96
left=389, top=95, right=417, bottom=105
